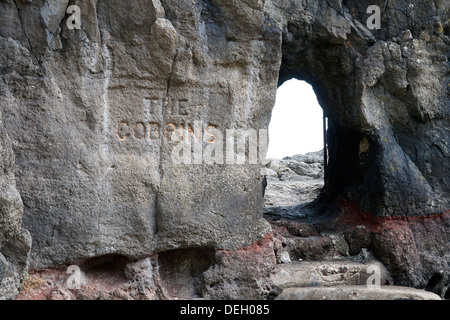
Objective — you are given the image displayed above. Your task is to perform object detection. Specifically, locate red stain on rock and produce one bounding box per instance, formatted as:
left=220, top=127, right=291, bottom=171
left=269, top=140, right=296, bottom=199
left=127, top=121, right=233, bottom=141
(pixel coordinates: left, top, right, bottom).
left=200, top=233, right=279, bottom=299
left=337, top=198, right=449, bottom=283
left=213, top=237, right=277, bottom=279
left=337, top=198, right=450, bottom=232
left=337, top=199, right=378, bottom=230
left=218, top=233, right=275, bottom=255
left=214, top=233, right=277, bottom=271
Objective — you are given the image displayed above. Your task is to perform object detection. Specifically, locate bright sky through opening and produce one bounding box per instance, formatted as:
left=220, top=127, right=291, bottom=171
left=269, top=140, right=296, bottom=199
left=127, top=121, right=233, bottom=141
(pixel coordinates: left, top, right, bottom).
left=266, top=79, right=323, bottom=159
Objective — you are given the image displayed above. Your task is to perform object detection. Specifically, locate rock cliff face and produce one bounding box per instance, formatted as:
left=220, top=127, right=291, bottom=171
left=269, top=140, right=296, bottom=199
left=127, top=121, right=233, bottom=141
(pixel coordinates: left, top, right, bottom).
left=270, top=0, right=449, bottom=291
left=0, top=0, right=448, bottom=299
left=1, top=0, right=279, bottom=269
left=0, top=110, right=31, bottom=299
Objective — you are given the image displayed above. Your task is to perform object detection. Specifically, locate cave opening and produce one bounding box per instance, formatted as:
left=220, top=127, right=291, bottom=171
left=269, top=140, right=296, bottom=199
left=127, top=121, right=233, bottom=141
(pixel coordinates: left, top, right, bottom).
left=266, top=79, right=324, bottom=159
left=263, top=78, right=329, bottom=221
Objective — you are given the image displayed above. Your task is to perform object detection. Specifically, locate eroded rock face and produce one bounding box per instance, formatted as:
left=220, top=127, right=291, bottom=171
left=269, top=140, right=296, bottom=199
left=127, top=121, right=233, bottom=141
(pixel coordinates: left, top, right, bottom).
left=268, top=0, right=449, bottom=292
left=1, top=0, right=277, bottom=268
left=0, top=110, right=31, bottom=300
left=0, top=0, right=448, bottom=299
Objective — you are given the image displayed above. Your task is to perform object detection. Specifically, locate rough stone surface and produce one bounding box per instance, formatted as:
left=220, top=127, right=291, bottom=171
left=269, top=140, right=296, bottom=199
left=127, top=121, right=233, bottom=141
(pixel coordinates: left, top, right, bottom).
left=0, top=110, right=31, bottom=300
left=266, top=0, right=449, bottom=294
left=271, top=259, right=392, bottom=289
left=1, top=0, right=276, bottom=269
left=0, top=113, right=21, bottom=248
left=0, top=229, right=31, bottom=300
left=0, top=0, right=448, bottom=300
left=263, top=150, right=325, bottom=218
left=198, top=234, right=280, bottom=300
left=15, top=237, right=278, bottom=300
left=277, top=285, right=442, bottom=300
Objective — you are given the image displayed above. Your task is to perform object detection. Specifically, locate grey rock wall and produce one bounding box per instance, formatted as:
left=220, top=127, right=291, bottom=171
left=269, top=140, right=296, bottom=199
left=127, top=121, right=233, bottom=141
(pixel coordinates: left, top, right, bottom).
left=0, top=0, right=448, bottom=299
left=0, top=109, right=31, bottom=300
left=1, top=0, right=278, bottom=269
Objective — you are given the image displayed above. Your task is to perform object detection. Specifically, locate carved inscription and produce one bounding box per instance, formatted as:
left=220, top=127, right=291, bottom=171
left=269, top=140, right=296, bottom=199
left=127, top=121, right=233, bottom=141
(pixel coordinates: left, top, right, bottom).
left=141, top=97, right=188, bottom=118
left=114, top=97, right=268, bottom=165
left=116, top=97, right=207, bottom=142
left=117, top=121, right=214, bottom=142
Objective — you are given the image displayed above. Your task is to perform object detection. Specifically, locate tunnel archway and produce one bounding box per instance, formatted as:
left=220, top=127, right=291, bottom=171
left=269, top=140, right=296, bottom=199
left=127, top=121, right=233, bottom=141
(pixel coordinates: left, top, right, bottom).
left=271, top=24, right=382, bottom=223
left=263, top=78, right=328, bottom=220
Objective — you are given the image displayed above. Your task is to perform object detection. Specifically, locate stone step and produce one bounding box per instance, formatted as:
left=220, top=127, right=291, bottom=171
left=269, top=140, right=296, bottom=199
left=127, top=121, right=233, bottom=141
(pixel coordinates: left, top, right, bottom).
left=271, top=259, right=392, bottom=289
left=270, top=219, right=355, bottom=263
left=276, top=285, right=442, bottom=300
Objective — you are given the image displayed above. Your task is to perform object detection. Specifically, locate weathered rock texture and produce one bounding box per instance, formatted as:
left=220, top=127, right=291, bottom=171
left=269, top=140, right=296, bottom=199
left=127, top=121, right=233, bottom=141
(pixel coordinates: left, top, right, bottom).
left=1, top=0, right=276, bottom=270
left=0, top=110, right=31, bottom=299
left=0, top=0, right=449, bottom=299
left=268, top=0, right=449, bottom=295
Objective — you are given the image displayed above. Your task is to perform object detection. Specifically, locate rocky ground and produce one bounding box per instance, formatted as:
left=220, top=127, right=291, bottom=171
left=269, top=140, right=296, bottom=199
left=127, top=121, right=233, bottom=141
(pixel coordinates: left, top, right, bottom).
left=263, top=150, right=325, bottom=219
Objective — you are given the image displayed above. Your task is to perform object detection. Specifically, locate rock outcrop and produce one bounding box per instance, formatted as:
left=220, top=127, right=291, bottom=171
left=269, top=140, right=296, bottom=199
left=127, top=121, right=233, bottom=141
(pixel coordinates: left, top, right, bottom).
left=268, top=0, right=449, bottom=295
left=0, top=0, right=448, bottom=299
left=0, top=110, right=31, bottom=300
left=1, top=0, right=275, bottom=271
